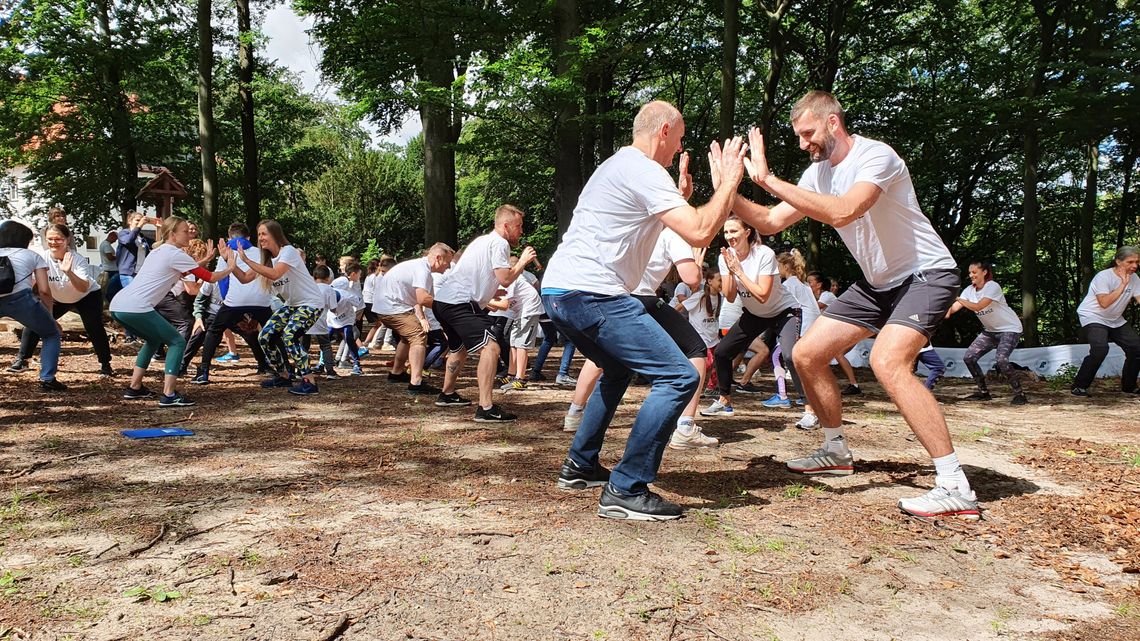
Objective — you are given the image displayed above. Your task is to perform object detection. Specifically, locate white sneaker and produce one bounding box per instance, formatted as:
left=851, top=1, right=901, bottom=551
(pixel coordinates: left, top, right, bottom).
left=897, top=486, right=980, bottom=520
left=699, top=400, right=733, bottom=417
left=795, top=413, right=820, bottom=430
left=669, top=425, right=719, bottom=450
left=563, top=412, right=582, bottom=433
left=786, top=446, right=854, bottom=475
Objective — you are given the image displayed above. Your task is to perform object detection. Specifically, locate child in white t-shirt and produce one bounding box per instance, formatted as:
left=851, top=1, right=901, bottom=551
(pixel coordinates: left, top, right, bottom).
left=682, top=269, right=723, bottom=393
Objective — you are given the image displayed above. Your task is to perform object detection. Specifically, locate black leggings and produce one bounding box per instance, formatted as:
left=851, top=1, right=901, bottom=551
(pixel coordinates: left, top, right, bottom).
left=714, top=307, right=800, bottom=397
left=1073, top=323, right=1140, bottom=391
left=963, top=331, right=1022, bottom=394
left=19, top=289, right=112, bottom=366
left=198, top=305, right=273, bottom=374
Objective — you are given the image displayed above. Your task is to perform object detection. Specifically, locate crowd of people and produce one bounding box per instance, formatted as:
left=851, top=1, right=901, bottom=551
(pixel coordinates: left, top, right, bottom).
left=2, top=90, right=1139, bottom=523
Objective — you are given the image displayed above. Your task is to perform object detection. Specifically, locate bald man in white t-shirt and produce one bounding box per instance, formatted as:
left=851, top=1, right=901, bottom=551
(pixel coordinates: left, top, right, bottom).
left=719, top=90, right=978, bottom=520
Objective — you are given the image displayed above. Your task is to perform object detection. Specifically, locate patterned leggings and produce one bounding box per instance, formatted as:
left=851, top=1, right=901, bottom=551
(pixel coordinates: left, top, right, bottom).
left=963, top=331, right=1022, bottom=394
left=259, top=305, right=321, bottom=376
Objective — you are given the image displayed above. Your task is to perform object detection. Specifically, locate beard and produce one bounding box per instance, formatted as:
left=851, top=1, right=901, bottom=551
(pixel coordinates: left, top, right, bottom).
left=808, top=130, right=837, bottom=163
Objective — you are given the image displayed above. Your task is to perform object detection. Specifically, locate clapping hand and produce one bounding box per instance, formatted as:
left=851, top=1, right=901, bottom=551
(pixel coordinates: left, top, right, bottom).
left=720, top=247, right=743, bottom=276
left=217, top=239, right=234, bottom=263
left=742, top=126, right=771, bottom=186
left=677, top=151, right=693, bottom=199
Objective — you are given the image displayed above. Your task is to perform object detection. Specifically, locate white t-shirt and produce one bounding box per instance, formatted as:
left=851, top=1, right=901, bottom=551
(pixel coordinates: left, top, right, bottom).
left=331, top=276, right=363, bottom=301
left=199, top=281, right=223, bottom=316
left=109, top=244, right=201, bottom=313
left=718, top=293, right=743, bottom=331
left=307, top=283, right=340, bottom=335
left=424, top=273, right=443, bottom=331
left=98, top=240, right=118, bottom=271
left=362, top=273, right=378, bottom=304
left=221, top=246, right=272, bottom=308
left=373, top=257, right=433, bottom=316
left=543, top=146, right=689, bottom=295
left=434, top=231, right=511, bottom=307
left=328, top=286, right=363, bottom=329
left=683, top=293, right=722, bottom=348
left=818, top=290, right=838, bottom=309
left=782, top=276, right=821, bottom=336
left=514, top=274, right=544, bottom=319
left=1077, top=269, right=1140, bottom=328
left=270, top=245, right=324, bottom=308
left=960, top=281, right=1022, bottom=333
left=632, top=227, right=694, bottom=296
left=490, top=278, right=525, bottom=320
left=41, top=250, right=96, bottom=305
left=670, top=282, right=695, bottom=309
left=718, top=244, right=788, bottom=318
left=0, top=248, right=47, bottom=298
left=797, top=135, right=956, bottom=289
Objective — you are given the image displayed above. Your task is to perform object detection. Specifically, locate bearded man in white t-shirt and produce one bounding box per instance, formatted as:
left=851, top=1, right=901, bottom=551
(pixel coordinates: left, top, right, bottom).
left=717, top=90, right=979, bottom=520
left=541, top=101, right=748, bottom=521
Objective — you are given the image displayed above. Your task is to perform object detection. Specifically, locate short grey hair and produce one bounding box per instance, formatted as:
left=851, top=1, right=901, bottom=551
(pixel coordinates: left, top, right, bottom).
left=1114, top=246, right=1139, bottom=263
left=632, top=101, right=681, bottom=138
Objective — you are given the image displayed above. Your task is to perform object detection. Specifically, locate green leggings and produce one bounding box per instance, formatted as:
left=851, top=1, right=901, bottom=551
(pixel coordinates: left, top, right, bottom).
left=111, top=310, right=186, bottom=376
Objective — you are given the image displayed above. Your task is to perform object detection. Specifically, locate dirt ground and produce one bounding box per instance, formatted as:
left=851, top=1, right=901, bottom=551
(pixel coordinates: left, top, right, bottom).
left=0, top=327, right=1138, bottom=641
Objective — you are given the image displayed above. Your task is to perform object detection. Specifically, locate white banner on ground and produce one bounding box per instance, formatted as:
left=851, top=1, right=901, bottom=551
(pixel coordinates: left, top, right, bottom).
left=842, top=339, right=1127, bottom=379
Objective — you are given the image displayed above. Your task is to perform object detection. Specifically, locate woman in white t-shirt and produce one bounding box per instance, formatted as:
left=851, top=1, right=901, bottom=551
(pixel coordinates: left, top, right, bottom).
left=0, top=221, right=66, bottom=391
left=701, top=216, right=797, bottom=418
left=13, top=223, right=114, bottom=377
left=229, top=219, right=325, bottom=396
left=775, top=251, right=822, bottom=427
left=1070, top=247, right=1140, bottom=396
left=945, top=260, right=1027, bottom=405
left=109, top=216, right=232, bottom=407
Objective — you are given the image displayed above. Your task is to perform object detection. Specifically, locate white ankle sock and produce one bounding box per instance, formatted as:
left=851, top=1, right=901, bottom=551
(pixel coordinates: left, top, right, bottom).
left=822, top=427, right=847, bottom=453
left=567, top=403, right=583, bottom=416
left=933, top=452, right=971, bottom=493
left=676, top=417, right=696, bottom=436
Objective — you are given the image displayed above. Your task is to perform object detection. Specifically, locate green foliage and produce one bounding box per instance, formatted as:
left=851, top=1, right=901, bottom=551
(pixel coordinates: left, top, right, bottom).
left=1047, top=363, right=1080, bottom=390
left=0, top=570, right=25, bottom=597
left=122, top=585, right=182, bottom=603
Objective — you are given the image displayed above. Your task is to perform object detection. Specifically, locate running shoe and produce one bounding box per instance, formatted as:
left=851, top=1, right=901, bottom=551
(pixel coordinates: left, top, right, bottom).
left=699, top=400, right=733, bottom=417
left=99, top=363, right=114, bottom=377
left=668, top=425, right=719, bottom=450
left=563, top=412, right=582, bottom=433
left=214, top=352, right=239, bottom=363
left=7, top=359, right=28, bottom=373
left=527, top=371, right=548, bottom=382
left=190, top=373, right=211, bottom=385
left=474, top=404, right=516, bottom=422
left=897, top=486, right=980, bottom=520
left=736, top=382, right=764, bottom=394
left=1071, top=387, right=1090, bottom=397
left=964, top=390, right=992, bottom=401
left=123, top=385, right=156, bottom=400
left=39, top=378, right=67, bottom=392
left=408, top=381, right=441, bottom=395
left=288, top=380, right=320, bottom=396
left=795, top=413, right=820, bottom=430
left=597, top=485, right=682, bottom=521
left=761, top=394, right=792, bottom=409
left=358, top=347, right=369, bottom=358
left=786, top=446, right=854, bottom=475
left=435, top=392, right=472, bottom=407
left=495, top=374, right=512, bottom=386
left=388, top=372, right=411, bottom=384
left=324, top=368, right=341, bottom=380
left=158, top=392, right=196, bottom=407
left=841, top=384, right=862, bottom=396
left=557, top=458, right=611, bottom=490
left=351, top=365, right=363, bottom=376
left=261, top=376, right=292, bottom=389
left=500, top=377, right=527, bottom=391
left=1010, top=393, right=1028, bottom=406
left=555, top=374, right=578, bottom=386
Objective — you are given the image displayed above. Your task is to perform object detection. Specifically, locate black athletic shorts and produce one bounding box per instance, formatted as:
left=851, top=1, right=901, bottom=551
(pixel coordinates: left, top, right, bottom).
left=822, top=268, right=959, bottom=338
left=432, top=300, right=498, bottom=354
left=633, top=295, right=707, bottom=359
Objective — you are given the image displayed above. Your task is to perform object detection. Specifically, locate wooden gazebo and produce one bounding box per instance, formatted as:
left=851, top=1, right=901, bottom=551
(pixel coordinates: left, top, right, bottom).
left=135, top=168, right=187, bottom=218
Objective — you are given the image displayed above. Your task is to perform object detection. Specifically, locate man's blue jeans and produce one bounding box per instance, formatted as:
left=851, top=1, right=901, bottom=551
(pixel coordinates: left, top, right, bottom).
left=0, top=290, right=60, bottom=381
left=543, top=291, right=698, bottom=495
left=531, top=320, right=576, bottom=378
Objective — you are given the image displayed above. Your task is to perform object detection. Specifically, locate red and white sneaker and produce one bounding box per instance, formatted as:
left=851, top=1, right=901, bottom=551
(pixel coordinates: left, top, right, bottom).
left=898, top=486, right=980, bottom=520
left=786, top=446, right=854, bottom=475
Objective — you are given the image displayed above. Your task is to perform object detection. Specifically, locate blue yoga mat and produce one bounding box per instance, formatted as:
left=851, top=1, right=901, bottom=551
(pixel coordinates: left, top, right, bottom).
left=121, top=428, right=195, bottom=439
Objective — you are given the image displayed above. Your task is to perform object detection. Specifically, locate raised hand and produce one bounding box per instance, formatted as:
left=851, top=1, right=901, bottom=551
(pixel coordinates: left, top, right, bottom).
left=59, top=251, right=74, bottom=273
left=217, top=239, right=234, bottom=263
left=720, top=247, right=743, bottom=276
left=742, top=126, right=770, bottom=186
left=718, top=135, right=748, bottom=187
left=519, top=245, right=538, bottom=266
left=677, top=151, right=693, bottom=200
left=707, top=140, right=723, bottom=190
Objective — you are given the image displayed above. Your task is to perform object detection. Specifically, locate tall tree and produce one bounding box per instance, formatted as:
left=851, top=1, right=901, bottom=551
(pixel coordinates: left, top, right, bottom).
left=236, top=0, right=259, bottom=231
left=719, top=0, right=738, bottom=141
left=552, top=0, right=582, bottom=235
left=197, top=0, right=219, bottom=238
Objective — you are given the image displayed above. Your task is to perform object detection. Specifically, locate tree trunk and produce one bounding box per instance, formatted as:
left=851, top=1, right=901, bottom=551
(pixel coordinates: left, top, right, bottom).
left=197, top=0, right=219, bottom=239
left=96, top=0, right=137, bottom=219
left=1117, top=143, right=1136, bottom=247
left=237, top=0, right=259, bottom=231
left=599, top=66, right=616, bottom=161
left=581, top=71, right=599, bottom=177
left=1079, top=141, right=1099, bottom=292
left=553, top=0, right=582, bottom=236
left=719, top=0, right=738, bottom=141
left=420, top=56, right=457, bottom=248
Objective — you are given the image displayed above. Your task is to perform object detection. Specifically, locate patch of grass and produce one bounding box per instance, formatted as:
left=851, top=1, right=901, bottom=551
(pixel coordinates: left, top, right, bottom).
left=871, top=410, right=889, bottom=420
left=692, top=510, right=721, bottom=530
left=762, top=539, right=787, bottom=553
left=1119, top=447, right=1140, bottom=468
left=591, top=630, right=607, bottom=640
left=886, top=548, right=917, bottom=564
left=782, top=483, right=808, bottom=499
left=67, top=555, right=85, bottom=568
left=239, top=549, right=263, bottom=568
left=123, top=585, right=182, bottom=603
left=967, top=426, right=991, bottom=441
left=1046, top=363, right=1079, bottom=390
left=989, top=605, right=1013, bottom=634
left=192, top=614, right=214, bottom=626
left=0, top=489, right=49, bottom=521
left=39, top=435, right=64, bottom=450
left=1115, top=602, right=1140, bottom=618
left=1, top=569, right=26, bottom=597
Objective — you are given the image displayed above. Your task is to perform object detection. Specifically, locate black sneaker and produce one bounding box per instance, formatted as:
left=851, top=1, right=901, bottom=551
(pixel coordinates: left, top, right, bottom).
left=7, top=359, right=28, bottom=373
left=965, top=391, right=992, bottom=401
left=736, top=382, right=764, bottom=394
left=190, top=373, right=211, bottom=385
left=435, top=392, right=472, bottom=407
left=1011, top=393, right=1028, bottom=406
left=324, top=368, right=341, bottom=381
left=527, top=371, right=547, bottom=382
left=408, top=381, right=441, bottom=395
left=99, top=363, right=114, bottom=377
left=39, top=378, right=67, bottom=392
left=474, top=404, right=516, bottom=422
left=1071, top=387, right=1090, bottom=397
left=841, top=384, right=862, bottom=396
left=387, top=372, right=411, bottom=384
left=260, top=376, right=292, bottom=389
left=158, top=392, right=196, bottom=407
left=597, top=484, right=682, bottom=521
left=123, top=385, right=156, bottom=400
left=557, top=458, right=611, bottom=491
left=1123, top=388, right=1140, bottom=396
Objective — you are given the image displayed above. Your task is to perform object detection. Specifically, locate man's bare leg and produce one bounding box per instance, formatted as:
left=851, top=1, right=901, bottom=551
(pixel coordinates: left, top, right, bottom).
left=477, top=342, right=500, bottom=408
left=442, top=348, right=467, bottom=395
left=869, top=325, right=951, bottom=457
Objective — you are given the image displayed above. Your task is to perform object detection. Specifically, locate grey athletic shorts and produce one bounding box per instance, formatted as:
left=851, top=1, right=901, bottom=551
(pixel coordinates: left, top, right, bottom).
left=822, top=268, right=959, bottom=338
